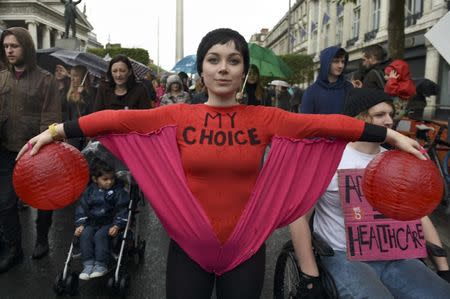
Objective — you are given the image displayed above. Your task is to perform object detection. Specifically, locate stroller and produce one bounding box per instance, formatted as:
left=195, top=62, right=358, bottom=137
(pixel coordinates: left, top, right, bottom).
left=53, top=141, right=146, bottom=297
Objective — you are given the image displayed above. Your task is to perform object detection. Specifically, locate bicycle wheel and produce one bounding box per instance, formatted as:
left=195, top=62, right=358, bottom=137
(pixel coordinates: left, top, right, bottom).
left=429, top=149, right=450, bottom=206
left=274, top=241, right=300, bottom=299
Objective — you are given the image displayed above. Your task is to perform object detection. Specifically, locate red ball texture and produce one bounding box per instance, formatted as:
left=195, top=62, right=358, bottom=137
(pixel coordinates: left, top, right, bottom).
left=362, top=150, right=443, bottom=221
left=13, top=142, right=89, bottom=210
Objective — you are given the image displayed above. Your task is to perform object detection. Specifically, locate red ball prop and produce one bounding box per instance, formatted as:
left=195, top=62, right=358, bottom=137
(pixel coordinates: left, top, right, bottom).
left=362, top=150, right=443, bottom=221
left=13, top=142, right=89, bottom=210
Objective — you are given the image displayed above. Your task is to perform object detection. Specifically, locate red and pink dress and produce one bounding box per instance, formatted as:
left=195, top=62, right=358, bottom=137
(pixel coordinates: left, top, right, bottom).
left=65, top=103, right=385, bottom=275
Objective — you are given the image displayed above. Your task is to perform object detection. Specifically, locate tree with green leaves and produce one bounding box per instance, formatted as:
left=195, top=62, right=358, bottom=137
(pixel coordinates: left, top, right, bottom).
left=88, top=47, right=150, bottom=65
left=279, top=54, right=314, bottom=84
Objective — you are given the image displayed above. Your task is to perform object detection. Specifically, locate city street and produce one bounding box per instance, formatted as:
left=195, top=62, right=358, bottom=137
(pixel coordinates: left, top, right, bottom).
left=0, top=201, right=291, bottom=299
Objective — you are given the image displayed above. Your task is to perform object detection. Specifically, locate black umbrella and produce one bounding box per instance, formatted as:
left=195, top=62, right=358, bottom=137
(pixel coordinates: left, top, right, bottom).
left=37, top=48, right=107, bottom=78
left=50, top=50, right=108, bottom=78
left=103, top=53, right=155, bottom=79
left=36, top=47, right=66, bottom=73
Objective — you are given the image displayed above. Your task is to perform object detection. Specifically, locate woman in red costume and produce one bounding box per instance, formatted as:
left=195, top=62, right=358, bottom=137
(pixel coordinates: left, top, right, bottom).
left=19, top=29, right=425, bottom=299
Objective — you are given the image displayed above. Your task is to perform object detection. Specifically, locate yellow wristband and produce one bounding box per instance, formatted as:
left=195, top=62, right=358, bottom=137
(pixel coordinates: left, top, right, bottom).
left=48, top=123, right=62, bottom=141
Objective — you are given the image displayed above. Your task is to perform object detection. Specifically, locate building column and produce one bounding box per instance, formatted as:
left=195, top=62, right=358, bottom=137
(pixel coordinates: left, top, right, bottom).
left=328, top=3, right=337, bottom=46
left=358, top=0, right=370, bottom=44
left=42, top=25, right=51, bottom=49
left=423, top=41, right=440, bottom=117
left=378, top=0, right=389, bottom=34
left=26, top=20, right=38, bottom=49
left=175, top=0, right=184, bottom=62
left=0, top=20, right=7, bottom=31
left=317, top=0, right=324, bottom=52
left=342, top=3, right=352, bottom=45
left=306, top=1, right=314, bottom=55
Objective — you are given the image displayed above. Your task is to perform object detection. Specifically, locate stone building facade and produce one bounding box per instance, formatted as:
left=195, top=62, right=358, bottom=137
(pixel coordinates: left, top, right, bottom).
left=0, top=0, right=102, bottom=50
left=253, top=0, right=450, bottom=116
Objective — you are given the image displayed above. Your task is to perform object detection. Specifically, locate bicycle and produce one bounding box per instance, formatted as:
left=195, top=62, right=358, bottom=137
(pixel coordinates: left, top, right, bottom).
left=396, top=116, right=450, bottom=213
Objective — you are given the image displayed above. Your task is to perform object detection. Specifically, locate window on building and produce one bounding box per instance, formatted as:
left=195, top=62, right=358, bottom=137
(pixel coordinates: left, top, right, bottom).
left=351, top=3, right=360, bottom=39
left=405, top=0, right=423, bottom=26
left=371, top=0, right=381, bottom=30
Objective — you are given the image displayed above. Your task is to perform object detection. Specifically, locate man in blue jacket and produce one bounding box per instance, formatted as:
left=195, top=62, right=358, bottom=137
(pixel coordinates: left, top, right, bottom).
left=300, top=46, right=353, bottom=114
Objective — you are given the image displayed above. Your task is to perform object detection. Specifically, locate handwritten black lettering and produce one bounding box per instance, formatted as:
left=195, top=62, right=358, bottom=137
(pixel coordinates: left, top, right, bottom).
left=226, top=112, right=237, bottom=128
left=345, top=175, right=364, bottom=203
left=183, top=126, right=196, bottom=144
left=204, top=112, right=222, bottom=128
left=200, top=129, right=214, bottom=145
left=347, top=223, right=424, bottom=256
left=248, top=128, right=261, bottom=145
left=182, top=127, right=260, bottom=146
left=214, top=131, right=226, bottom=146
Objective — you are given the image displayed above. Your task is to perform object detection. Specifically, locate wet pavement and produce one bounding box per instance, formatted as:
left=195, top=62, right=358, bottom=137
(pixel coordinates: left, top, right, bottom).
left=1, top=199, right=449, bottom=298
left=0, top=201, right=291, bottom=299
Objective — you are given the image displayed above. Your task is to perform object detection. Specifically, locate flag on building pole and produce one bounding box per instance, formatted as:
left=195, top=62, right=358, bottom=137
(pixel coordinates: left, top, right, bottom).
left=322, top=12, right=330, bottom=26
left=299, top=21, right=307, bottom=38
left=289, top=31, right=297, bottom=46
left=337, top=4, right=344, bottom=16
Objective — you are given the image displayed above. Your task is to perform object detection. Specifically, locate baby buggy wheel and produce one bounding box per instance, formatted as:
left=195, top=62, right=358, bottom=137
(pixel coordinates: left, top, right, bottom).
left=54, top=271, right=79, bottom=296
left=119, top=273, right=130, bottom=297
left=65, top=272, right=79, bottom=296
left=54, top=273, right=65, bottom=295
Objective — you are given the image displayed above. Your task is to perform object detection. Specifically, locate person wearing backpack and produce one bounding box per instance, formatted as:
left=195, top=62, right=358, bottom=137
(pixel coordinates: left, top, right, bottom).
left=361, top=44, right=387, bottom=90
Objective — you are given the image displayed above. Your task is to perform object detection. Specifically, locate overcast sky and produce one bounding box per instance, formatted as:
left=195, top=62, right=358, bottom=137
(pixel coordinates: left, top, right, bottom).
left=84, top=0, right=289, bottom=71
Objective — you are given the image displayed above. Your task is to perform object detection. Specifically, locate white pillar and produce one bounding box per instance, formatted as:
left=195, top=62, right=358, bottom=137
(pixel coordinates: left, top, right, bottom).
left=423, top=41, right=440, bottom=117
left=42, top=25, right=51, bottom=49
left=316, top=0, right=324, bottom=52
left=358, top=0, right=370, bottom=44
left=342, top=3, right=352, bottom=45
left=175, top=0, right=184, bottom=62
left=379, top=0, right=389, bottom=33
left=328, top=3, right=337, bottom=47
left=307, top=2, right=313, bottom=55
left=26, top=21, right=38, bottom=49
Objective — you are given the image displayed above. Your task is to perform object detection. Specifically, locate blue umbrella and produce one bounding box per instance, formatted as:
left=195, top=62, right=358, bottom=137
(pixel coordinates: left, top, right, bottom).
left=171, top=54, right=197, bottom=74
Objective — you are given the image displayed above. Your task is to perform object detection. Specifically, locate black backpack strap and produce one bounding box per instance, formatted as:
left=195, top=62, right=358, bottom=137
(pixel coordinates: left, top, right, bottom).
left=372, top=68, right=386, bottom=89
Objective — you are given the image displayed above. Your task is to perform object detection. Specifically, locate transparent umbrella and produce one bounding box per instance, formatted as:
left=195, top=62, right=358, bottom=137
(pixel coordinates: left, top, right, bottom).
left=171, top=55, right=197, bottom=74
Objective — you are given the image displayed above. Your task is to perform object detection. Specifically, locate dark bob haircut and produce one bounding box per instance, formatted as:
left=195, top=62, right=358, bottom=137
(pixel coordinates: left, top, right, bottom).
left=106, top=54, right=137, bottom=90
left=90, top=158, right=115, bottom=178
left=196, top=28, right=249, bottom=76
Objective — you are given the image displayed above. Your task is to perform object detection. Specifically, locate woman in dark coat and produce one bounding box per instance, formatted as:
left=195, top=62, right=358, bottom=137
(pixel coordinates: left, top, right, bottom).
left=94, top=54, right=151, bottom=111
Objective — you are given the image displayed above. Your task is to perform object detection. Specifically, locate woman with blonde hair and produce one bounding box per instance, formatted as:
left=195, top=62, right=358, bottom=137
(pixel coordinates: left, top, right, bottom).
left=64, top=65, right=94, bottom=149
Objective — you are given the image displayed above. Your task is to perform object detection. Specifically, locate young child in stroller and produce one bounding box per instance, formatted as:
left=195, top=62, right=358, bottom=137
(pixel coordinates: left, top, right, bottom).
left=74, top=158, right=129, bottom=280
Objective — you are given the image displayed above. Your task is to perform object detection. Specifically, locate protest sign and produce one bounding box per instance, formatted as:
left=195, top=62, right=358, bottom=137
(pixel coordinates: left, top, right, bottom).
left=338, top=169, right=427, bottom=261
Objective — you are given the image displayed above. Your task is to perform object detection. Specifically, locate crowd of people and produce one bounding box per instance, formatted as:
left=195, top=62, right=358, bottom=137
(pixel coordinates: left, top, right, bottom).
left=0, top=25, right=449, bottom=299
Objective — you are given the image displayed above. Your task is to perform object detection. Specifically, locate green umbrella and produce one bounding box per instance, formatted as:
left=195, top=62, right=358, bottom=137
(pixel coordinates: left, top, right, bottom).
left=248, top=43, right=293, bottom=78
